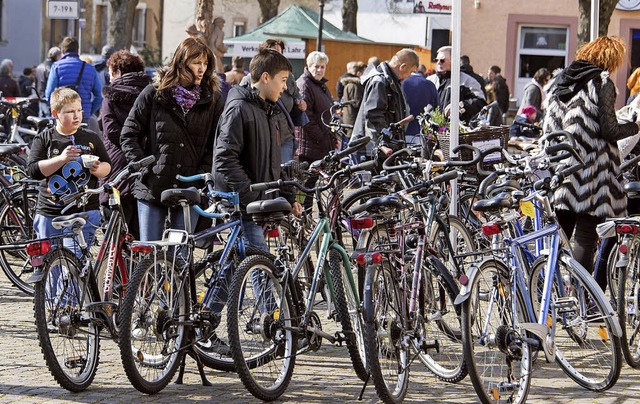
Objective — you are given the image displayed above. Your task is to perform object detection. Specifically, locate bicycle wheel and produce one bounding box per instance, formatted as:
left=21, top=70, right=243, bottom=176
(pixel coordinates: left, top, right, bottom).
left=118, top=252, right=188, bottom=394
left=328, top=248, right=368, bottom=381
left=363, top=257, right=409, bottom=404
left=417, top=256, right=467, bottom=383
left=461, top=259, right=532, bottom=404
left=227, top=254, right=297, bottom=401
left=617, top=247, right=640, bottom=368
left=192, top=246, right=266, bottom=372
left=33, top=247, right=100, bottom=392
left=429, top=214, right=476, bottom=279
left=0, top=188, right=38, bottom=295
left=529, top=254, right=622, bottom=391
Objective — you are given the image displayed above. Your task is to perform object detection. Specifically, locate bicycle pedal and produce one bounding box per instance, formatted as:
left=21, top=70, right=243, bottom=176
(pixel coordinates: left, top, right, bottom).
left=419, top=339, right=440, bottom=353
left=333, top=331, right=346, bottom=346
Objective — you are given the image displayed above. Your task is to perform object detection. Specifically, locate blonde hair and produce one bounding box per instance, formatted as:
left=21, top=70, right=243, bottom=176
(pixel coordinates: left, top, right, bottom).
left=576, top=36, right=626, bottom=73
left=50, top=87, right=80, bottom=112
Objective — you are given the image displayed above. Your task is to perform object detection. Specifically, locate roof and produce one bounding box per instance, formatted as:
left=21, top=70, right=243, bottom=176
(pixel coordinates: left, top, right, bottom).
left=226, top=5, right=371, bottom=43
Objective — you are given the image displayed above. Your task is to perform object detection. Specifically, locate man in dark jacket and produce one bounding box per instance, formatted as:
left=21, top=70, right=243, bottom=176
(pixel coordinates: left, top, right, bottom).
left=486, top=65, right=510, bottom=115
left=45, top=37, right=102, bottom=127
left=351, top=48, right=419, bottom=156
left=213, top=49, right=302, bottom=251
left=460, top=55, right=486, bottom=96
left=402, top=70, right=439, bottom=143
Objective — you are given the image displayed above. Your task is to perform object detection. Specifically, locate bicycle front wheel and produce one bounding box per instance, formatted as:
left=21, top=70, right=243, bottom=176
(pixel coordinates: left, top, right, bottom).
left=363, top=258, right=409, bottom=404
left=461, top=259, right=532, bottom=404
left=328, top=248, right=368, bottom=381
left=227, top=254, right=297, bottom=401
left=529, top=254, right=623, bottom=391
left=118, top=253, right=188, bottom=394
left=33, top=247, right=100, bottom=392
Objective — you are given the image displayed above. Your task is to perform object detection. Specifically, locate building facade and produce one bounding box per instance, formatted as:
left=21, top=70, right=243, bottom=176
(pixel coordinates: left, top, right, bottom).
left=0, top=0, right=43, bottom=75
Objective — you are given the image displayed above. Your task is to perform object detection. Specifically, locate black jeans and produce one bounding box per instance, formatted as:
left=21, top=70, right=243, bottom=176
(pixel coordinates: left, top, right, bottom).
left=555, top=209, right=603, bottom=277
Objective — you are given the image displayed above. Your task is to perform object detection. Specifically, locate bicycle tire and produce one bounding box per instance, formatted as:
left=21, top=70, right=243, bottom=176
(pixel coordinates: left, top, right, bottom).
left=118, top=252, right=188, bottom=394
left=192, top=246, right=266, bottom=372
left=461, top=259, right=532, bottom=404
left=0, top=188, right=38, bottom=295
left=363, top=257, right=409, bottom=404
left=617, top=247, right=640, bottom=368
left=328, top=248, right=368, bottom=381
left=429, top=214, right=476, bottom=279
left=227, top=254, right=297, bottom=401
left=416, top=256, right=467, bottom=383
left=529, top=254, right=622, bottom=391
left=33, top=247, right=100, bottom=392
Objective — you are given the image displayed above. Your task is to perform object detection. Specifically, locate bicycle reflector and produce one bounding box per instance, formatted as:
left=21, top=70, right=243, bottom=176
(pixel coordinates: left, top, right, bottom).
left=356, top=252, right=383, bottom=265
left=26, top=240, right=51, bottom=257
left=481, top=223, right=503, bottom=236
left=619, top=244, right=628, bottom=254
left=266, top=228, right=280, bottom=238
left=131, top=244, right=154, bottom=254
left=350, top=217, right=374, bottom=230
left=616, top=224, right=640, bottom=234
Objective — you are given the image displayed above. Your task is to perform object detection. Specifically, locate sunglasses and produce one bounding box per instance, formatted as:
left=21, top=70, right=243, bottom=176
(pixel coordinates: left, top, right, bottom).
left=435, top=58, right=446, bottom=63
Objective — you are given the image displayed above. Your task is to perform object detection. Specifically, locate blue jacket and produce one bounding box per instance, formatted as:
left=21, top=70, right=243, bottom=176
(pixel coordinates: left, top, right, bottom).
left=402, top=72, right=439, bottom=136
left=45, top=52, right=103, bottom=117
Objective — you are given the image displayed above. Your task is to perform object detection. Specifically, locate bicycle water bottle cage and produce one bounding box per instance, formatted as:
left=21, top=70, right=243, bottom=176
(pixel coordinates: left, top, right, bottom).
left=246, top=197, right=292, bottom=225
left=161, top=187, right=201, bottom=207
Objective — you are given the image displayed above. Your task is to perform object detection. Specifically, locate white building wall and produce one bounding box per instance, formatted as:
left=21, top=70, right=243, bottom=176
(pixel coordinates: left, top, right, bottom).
left=0, top=0, right=43, bottom=74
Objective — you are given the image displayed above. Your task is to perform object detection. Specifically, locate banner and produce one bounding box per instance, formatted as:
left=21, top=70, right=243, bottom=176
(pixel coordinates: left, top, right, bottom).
left=224, top=41, right=306, bottom=59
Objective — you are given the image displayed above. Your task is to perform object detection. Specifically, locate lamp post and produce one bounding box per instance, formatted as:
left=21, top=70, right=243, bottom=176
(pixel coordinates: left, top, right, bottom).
left=317, top=0, right=325, bottom=51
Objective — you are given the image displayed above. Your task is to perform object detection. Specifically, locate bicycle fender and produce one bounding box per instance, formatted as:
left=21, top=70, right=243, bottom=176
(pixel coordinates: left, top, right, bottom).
left=559, top=254, right=622, bottom=338
left=454, top=262, right=480, bottom=306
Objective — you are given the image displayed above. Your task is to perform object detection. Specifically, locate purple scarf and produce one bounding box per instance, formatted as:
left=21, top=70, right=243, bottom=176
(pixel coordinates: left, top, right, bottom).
left=171, top=85, right=201, bottom=111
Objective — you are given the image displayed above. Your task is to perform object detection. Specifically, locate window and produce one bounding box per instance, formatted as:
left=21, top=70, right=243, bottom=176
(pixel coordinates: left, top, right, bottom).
left=517, top=26, right=568, bottom=79
left=233, top=22, right=246, bottom=37
left=131, top=6, right=147, bottom=47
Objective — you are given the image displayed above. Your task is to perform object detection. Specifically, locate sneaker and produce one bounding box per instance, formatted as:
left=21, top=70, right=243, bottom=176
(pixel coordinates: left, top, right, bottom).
left=198, top=333, right=232, bottom=357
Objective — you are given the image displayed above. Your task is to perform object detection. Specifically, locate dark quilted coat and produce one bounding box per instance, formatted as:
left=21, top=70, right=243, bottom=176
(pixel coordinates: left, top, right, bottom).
left=296, top=68, right=334, bottom=161
left=120, top=81, right=224, bottom=203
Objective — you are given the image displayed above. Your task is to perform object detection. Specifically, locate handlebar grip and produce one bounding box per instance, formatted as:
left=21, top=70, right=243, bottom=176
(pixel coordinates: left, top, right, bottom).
left=478, top=171, right=500, bottom=196
left=177, top=173, right=210, bottom=182
left=250, top=180, right=283, bottom=192
left=331, top=136, right=370, bottom=162
left=432, top=170, right=459, bottom=185
left=130, top=155, right=156, bottom=171
left=394, top=115, right=415, bottom=127
left=349, top=159, right=378, bottom=173
left=621, top=154, right=640, bottom=172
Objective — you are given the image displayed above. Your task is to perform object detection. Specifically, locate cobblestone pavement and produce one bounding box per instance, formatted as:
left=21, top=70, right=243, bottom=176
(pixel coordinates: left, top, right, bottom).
left=1, top=271, right=640, bottom=404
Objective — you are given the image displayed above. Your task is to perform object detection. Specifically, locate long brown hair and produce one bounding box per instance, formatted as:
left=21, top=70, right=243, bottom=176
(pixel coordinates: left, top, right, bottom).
left=576, top=36, right=626, bottom=73
left=156, top=37, right=219, bottom=95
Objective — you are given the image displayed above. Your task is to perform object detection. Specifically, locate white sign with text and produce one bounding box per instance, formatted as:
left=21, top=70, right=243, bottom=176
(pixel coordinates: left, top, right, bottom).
left=225, top=41, right=307, bottom=60
left=47, top=0, right=79, bottom=19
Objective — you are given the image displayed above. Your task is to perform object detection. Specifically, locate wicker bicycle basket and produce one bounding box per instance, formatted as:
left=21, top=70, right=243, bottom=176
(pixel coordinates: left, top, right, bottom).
left=434, top=125, right=510, bottom=173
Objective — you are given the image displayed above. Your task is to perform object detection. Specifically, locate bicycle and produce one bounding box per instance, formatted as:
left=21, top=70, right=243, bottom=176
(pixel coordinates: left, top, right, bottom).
left=457, top=141, right=623, bottom=403
left=117, top=173, right=276, bottom=394
left=27, top=156, right=155, bottom=392
left=226, top=137, right=375, bottom=401
left=1, top=96, right=52, bottom=152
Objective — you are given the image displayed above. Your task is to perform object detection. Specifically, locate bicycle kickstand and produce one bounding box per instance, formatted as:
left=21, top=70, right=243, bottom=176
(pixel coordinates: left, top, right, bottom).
left=175, top=350, right=213, bottom=386
left=357, top=372, right=370, bottom=401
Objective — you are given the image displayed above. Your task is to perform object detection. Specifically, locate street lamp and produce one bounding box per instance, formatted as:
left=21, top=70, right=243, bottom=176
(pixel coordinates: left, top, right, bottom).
left=317, top=0, right=324, bottom=51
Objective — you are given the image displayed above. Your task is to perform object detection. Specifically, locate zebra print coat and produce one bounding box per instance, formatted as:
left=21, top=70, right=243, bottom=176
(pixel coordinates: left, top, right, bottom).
left=543, top=70, right=638, bottom=219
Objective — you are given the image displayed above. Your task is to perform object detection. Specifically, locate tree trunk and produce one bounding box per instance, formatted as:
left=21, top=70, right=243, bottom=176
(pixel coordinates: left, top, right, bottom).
left=577, top=0, right=619, bottom=48
left=108, top=0, right=139, bottom=50
left=196, top=0, right=215, bottom=45
left=342, top=0, right=358, bottom=34
left=258, top=0, right=280, bottom=24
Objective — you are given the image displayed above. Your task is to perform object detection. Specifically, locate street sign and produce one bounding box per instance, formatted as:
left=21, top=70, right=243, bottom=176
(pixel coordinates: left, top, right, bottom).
left=47, top=0, right=79, bottom=19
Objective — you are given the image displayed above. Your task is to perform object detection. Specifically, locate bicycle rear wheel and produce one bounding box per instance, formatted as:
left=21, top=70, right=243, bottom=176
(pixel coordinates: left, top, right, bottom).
left=33, top=247, right=100, bottom=392
left=328, top=248, right=368, bottom=381
left=227, top=254, right=297, bottom=401
left=118, top=252, right=188, bottom=394
left=363, top=258, right=409, bottom=404
left=617, top=250, right=640, bottom=368
left=461, top=259, right=532, bottom=404
left=529, top=254, right=622, bottom=391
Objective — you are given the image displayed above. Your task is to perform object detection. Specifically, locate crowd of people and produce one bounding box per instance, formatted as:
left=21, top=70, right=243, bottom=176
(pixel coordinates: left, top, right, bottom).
left=8, top=26, right=640, bottom=300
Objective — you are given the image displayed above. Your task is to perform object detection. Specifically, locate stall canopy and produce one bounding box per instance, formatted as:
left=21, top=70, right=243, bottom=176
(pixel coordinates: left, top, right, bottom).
left=223, top=5, right=371, bottom=60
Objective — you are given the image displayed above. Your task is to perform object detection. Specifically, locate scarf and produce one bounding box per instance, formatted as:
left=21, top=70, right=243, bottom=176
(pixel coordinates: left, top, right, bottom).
left=553, top=60, right=602, bottom=103
left=171, top=84, right=201, bottom=111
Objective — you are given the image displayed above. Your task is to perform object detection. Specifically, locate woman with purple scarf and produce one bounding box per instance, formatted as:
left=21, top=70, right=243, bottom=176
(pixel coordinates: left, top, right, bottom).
left=120, top=37, right=224, bottom=241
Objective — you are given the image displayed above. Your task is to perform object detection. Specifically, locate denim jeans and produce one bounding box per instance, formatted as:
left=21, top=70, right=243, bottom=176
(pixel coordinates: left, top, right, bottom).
left=34, top=210, right=101, bottom=258
left=281, top=139, right=295, bottom=164
left=137, top=199, right=199, bottom=242
left=206, top=219, right=269, bottom=313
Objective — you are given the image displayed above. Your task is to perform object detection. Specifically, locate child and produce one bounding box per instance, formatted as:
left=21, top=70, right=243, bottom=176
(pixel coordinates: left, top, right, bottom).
left=26, top=87, right=111, bottom=251
left=509, top=104, right=540, bottom=140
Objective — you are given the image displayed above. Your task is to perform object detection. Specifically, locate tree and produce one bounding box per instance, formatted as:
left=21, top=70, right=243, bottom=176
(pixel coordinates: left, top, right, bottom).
left=196, top=0, right=215, bottom=45
left=108, top=0, right=139, bottom=50
left=577, top=0, right=618, bottom=48
left=258, top=0, right=280, bottom=24
left=342, top=0, right=358, bottom=34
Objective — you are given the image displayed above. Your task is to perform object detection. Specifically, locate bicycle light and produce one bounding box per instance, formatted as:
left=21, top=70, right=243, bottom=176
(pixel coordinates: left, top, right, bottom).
left=616, top=224, right=639, bottom=234
left=356, top=252, right=383, bottom=265
left=26, top=240, right=51, bottom=257
left=619, top=244, right=628, bottom=254
left=481, top=223, right=503, bottom=236
left=350, top=217, right=374, bottom=230
left=131, top=244, right=154, bottom=254
left=266, top=228, right=280, bottom=238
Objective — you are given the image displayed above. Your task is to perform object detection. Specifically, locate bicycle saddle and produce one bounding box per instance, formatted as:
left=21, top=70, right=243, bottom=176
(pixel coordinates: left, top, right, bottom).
left=27, top=116, right=54, bottom=131
left=246, top=197, right=291, bottom=224
left=52, top=212, right=90, bottom=230
left=161, top=187, right=201, bottom=207
left=0, top=144, right=23, bottom=156
left=472, top=192, right=513, bottom=212
left=624, top=181, right=640, bottom=198
left=486, top=180, right=521, bottom=197
left=349, top=195, right=403, bottom=216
